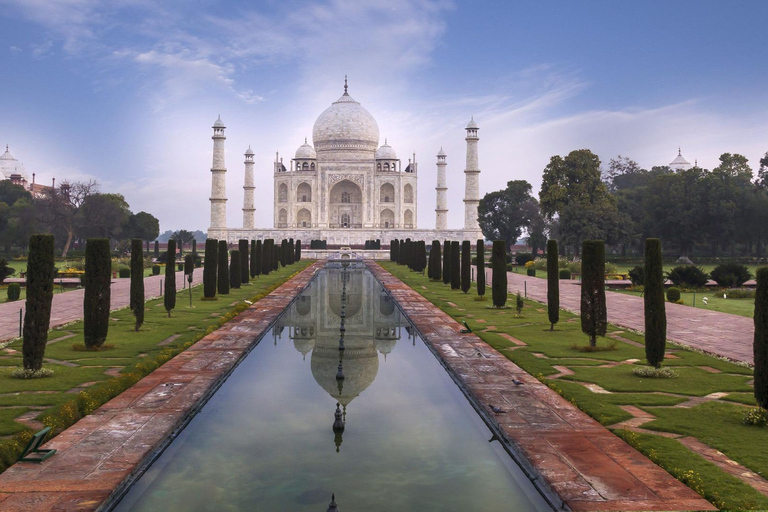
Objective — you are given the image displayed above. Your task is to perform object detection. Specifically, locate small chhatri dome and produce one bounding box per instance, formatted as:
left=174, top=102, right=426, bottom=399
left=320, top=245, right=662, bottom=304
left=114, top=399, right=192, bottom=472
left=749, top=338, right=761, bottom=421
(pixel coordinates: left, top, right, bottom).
left=437, top=147, right=446, bottom=157
left=466, top=116, right=478, bottom=129
left=213, top=115, right=225, bottom=128
left=244, top=145, right=254, bottom=156
left=312, top=77, right=380, bottom=151
left=295, top=138, right=317, bottom=159
left=669, top=147, right=691, bottom=170
left=375, top=139, right=397, bottom=160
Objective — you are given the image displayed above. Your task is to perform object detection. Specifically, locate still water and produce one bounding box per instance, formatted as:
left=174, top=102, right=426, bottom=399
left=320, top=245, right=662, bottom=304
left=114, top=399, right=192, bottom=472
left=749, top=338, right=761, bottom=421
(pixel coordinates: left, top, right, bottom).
left=113, top=265, right=552, bottom=511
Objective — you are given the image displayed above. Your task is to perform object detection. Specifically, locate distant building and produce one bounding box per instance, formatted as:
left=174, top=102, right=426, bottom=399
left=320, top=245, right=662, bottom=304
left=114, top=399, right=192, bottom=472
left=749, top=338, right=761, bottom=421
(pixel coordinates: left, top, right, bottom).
left=0, top=144, right=56, bottom=197
left=669, top=148, right=692, bottom=171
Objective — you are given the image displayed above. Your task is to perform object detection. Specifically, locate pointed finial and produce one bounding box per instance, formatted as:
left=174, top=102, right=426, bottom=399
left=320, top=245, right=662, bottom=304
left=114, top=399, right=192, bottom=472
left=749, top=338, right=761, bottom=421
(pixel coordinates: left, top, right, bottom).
left=304, top=137, right=307, bottom=144
left=678, top=147, right=682, bottom=156
left=344, top=75, right=348, bottom=94
left=695, top=158, right=698, bottom=167
left=4, top=145, right=7, bottom=152
left=327, top=493, right=339, bottom=511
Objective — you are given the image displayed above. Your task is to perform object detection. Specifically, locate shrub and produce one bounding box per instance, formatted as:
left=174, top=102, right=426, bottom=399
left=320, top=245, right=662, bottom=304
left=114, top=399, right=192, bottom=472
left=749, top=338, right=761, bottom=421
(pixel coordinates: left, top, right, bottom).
left=152, top=265, right=160, bottom=275
left=515, top=252, right=534, bottom=266
left=450, top=241, right=460, bottom=290
left=492, top=240, right=507, bottom=308
left=567, top=261, right=582, bottom=273
left=755, top=268, right=768, bottom=410
left=559, top=269, right=571, bottom=280
left=164, top=239, right=177, bottom=317
left=524, top=260, right=535, bottom=269
left=632, top=366, right=678, bottom=379
left=218, top=240, right=230, bottom=293
left=644, top=238, right=666, bottom=369
left=203, top=239, right=218, bottom=298
left=667, top=287, right=681, bottom=303
left=390, top=239, right=399, bottom=262
left=429, top=241, right=441, bottom=280
left=476, top=240, right=485, bottom=298
left=547, top=240, right=559, bottom=330
left=723, top=288, right=755, bottom=299
left=239, top=239, right=249, bottom=284
left=261, top=239, right=272, bottom=276
left=628, top=265, right=644, bottom=286
left=23, top=234, right=55, bottom=370
left=506, top=263, right=515, bottom=271
left=0, top=258, right=15, bottom=283
left=710, top=263, right=752, bottom=288
left=516, top=292, right=524, bottom=314
left=743, top=407, right=768, bottom=427
left=230, top=250, right=241, bottom=289
left=533, top=257, right=547, bottom=270
left=604, top=262, right=618, bottom=275
left=526, top=268, right=536, bottom=277
left=118, top=267, right=131, bottom=278
left=11, top=367, right=54, bottom=379
left=84, top=238, right=111, bottom=348
left=581, top=240, right=606, bottom=347
left=666, top=265, right=709, bottom=288
left=130, top=239, right=144, bottom=331
left=295, top=240, right=301, bottom=262
left=442, top=241, right=451, bottom=285
left=7, top=283, right=20, bottom=301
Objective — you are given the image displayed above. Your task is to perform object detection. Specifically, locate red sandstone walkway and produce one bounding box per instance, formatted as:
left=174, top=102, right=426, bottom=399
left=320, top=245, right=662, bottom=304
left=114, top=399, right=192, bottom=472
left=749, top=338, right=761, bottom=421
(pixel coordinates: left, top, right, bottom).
left=0, top=269, right=203, bottom=344
left=0, top=262, right=322, bottom=511
left=371, top=262, right=714, bottom=512
left=494, top=270, right=754, bottom=365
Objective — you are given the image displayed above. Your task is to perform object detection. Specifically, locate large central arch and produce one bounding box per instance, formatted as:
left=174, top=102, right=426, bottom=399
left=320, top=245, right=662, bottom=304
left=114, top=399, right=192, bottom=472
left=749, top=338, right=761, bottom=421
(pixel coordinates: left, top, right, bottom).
left=329, top=179, right=363, bottom=228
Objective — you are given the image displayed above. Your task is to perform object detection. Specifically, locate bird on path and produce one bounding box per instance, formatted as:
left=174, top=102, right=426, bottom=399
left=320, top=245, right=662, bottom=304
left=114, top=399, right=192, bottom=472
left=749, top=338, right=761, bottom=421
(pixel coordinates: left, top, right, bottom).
left=488, top=403, right=506, bottom=414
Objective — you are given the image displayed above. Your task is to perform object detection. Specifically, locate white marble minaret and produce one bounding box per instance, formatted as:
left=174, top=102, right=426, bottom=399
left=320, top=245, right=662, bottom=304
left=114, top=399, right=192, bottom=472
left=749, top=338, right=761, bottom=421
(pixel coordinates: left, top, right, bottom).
left=242, top=146, right=255, bottom=229
left=435, top=147, right=448, bottom=230
left=209, top=116, right=227, bottom=232
left=463, top=117, right=481, bottom=231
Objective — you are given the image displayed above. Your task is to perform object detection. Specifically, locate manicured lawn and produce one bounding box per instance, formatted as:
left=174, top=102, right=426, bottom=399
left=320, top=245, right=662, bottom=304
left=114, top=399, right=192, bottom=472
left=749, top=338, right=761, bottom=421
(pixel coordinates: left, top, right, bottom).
left=612, top=288, right=755, bottom=318
left=381, top=261, right=768, bottom=511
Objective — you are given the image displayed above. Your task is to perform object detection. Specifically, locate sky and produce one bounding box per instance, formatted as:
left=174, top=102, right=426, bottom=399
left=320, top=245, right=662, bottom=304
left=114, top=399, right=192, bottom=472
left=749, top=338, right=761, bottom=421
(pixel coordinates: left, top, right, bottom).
left=1, top=0, right=767, bottom=233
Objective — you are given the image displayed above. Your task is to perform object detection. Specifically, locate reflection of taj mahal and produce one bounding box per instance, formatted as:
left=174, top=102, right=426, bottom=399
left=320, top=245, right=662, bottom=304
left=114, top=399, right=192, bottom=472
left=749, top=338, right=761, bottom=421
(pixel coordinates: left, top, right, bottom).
left=207, top=79, right=483, bottom=246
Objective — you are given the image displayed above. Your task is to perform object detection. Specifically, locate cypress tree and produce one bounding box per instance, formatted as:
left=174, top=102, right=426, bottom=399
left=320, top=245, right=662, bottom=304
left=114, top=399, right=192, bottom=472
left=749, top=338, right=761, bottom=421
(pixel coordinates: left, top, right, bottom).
left=429, top=241, right=441, bottom=280
left=130, top=239, right=144, bottom=331
left=239, top=239, right=249, bottom=284
left=547, top=239, right=560, bottom=331
left=461, top=241, right=471, bottom=293
left=415, top=241, right=426, bottom=272
left=581, top=240, right=607, bottom=347
left=273, top=244, right=279, bottom=270
left=164, top=239, right=177, bottom=317
left=491, top=240, right=507, bottom=308
left=192, top=239, right=197, bottom=255
left=203, top=238, right=217, bottom=298
left=443, top=240, right=451, bottom=285
left=288, top=238, right=295, bottom=264
left=261, top=239, right=273, bottom=275
left=644, top=238, right=666, bottom=368
left=476, top=240, right=485, bottom=298
left=154, top=240, right=159, bottom=258
left=755, top=268, right=768, bottom=409
left=22, top=234, right=55, bottom=370
left=217, top=240, right=230, bottom=294
left=391, top=239, right=399, bottom=262
left=250, top=240, right=257, bottom=278
left=84, top=238, right=112, bottom=346
left=254, top=240, right=263, bottom=278
left=295, top=240, right=301, bottom=261
left=230, top=250, right=241, bottom=289
left=450, top=241, right=461, bottom=290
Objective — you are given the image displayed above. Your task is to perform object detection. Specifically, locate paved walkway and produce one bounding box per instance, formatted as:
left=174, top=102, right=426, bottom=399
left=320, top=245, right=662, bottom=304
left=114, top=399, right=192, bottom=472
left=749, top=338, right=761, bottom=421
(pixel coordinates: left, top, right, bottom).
left=494, top=270, right=754, bottom=365
left=0, top=269, right=204, bottom=344
left=0, top=262, right=322, bottom=511
left=372, top=262, right=714, bottom=512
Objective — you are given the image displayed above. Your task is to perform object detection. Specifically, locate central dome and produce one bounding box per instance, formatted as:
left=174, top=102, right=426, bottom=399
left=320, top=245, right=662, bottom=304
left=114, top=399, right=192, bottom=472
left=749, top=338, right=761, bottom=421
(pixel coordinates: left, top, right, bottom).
left=312, top=87, right=379, bottom=152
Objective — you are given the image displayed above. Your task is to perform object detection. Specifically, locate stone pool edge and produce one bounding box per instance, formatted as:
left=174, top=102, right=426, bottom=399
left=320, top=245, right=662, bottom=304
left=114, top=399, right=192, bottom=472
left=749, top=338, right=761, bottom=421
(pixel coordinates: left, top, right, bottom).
left=367, top=261, right=716, bottom=512
left=0, top=261, right=324, bottom=512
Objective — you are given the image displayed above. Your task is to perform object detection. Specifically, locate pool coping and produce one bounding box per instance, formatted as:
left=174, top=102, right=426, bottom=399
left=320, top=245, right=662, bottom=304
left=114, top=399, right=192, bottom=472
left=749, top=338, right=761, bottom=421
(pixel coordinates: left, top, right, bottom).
left=367, top=261, right=716, bottom=512
left=0, top=261, right=324, bottom=512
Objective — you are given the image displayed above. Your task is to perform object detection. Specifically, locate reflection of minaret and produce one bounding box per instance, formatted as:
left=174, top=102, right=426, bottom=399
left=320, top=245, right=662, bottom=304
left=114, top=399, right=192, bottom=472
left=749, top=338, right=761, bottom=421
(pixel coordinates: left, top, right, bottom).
left=435, top=148, right=448, bottom=230
left=327, top=494, right=339, bottom=512
left=332, top=402, right=345, bottom=453
left=463, top=117, right=481, bottom=232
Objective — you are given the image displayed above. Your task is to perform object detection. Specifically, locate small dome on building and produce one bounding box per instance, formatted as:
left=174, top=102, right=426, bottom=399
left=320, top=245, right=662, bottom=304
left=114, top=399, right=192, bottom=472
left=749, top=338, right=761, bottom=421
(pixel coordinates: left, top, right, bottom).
left=295, top=138, right=317, bottom=159
left=213, top=115, right=225, bottom=128
left=466, top=117, right=478, bottom=129
left=244, top=146, right=254, bottom=156
left=375, top=139, right=397, bottom=160
left=669, top=148, right=691, bottom=170
left=437, top=147, right=446, bottom=157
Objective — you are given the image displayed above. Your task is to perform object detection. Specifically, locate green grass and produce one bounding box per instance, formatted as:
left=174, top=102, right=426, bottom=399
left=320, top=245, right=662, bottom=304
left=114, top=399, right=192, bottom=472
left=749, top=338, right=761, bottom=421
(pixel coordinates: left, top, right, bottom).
left=381, top=261, right=765, bottom=511
left=612, top=289, right=755, bottom=318
left=0, top=260, right=311, bottom=437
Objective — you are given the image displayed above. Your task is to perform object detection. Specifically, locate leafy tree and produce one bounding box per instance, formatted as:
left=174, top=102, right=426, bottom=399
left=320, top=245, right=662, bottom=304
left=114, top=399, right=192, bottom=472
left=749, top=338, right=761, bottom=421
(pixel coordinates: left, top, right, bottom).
left=478, top=180, right=535, bottom=249
left=84, top=238, right=111, bottom=347
left=0, top=258, right=14, bottom=283
left=172, top=229, right=196, bottom=246
left=127, top=211, right=160, bottom=242
left=239, top=239, right=249, bottom=284
left=450, top=241, right=460, bottom=290
left=22, top=234, right=55, bottom=370
left=491, top=240, right=507, bottom=308
left=755, top=268, right=768, bottom=410
left=164, top=239, right=177, bottom=317
left=130, top=239, right=144, bottom=331
left=758, top=151, right=768, bottom=189
left=476, top=240, right=485, bottom=297
left=442, top=240, right=451, bottom=285
left=230, top=250, right=241, bottom=289
left=36, top=180, right=98, bottom=256
left=644, top=238, right=666, bottom=368
left=461, top=241, right=471, bottom=293
left=710, top=263, right=752, bottom=288
left=203, top=238, right=218, bottom=298
left=547, top=239, right=559, bottom=330
left=218, top=240, right=230, bottom=294
left=75, top=193, right=131, bottom=240
left=580, top=240, right=607, bottom=347
left=523, top=198, right=548, bottom=257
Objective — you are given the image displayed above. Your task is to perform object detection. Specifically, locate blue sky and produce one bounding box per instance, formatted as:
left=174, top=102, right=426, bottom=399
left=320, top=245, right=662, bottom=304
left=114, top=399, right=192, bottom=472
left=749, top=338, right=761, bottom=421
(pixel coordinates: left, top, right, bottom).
left=1, top=0, right=767, bottom=232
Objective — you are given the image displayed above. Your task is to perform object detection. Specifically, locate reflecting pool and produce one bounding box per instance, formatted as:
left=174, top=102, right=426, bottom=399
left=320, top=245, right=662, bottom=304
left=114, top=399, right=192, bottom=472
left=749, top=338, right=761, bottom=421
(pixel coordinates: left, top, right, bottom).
left=113, top=265, right=552, bottom=511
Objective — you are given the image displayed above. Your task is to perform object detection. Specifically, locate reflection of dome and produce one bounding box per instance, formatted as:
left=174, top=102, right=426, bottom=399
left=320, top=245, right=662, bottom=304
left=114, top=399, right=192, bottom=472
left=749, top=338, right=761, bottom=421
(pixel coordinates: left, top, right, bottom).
left=375, top=338, right=396, bottom=358
left=312, top=83, right=379, bottom=152
left=375, top=140, right=397, bottom=160
left=311, top=346, right=378, bottom=406
left=293, top=338, right=315, bottom=359
left=294, top=139, right=317, bottom=159
left=379, top=295, right=395, bottom=316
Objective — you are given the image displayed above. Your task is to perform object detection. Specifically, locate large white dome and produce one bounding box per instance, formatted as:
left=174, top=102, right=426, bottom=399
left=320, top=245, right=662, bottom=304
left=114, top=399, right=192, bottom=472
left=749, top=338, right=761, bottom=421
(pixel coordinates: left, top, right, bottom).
left=312, top=89, right=379, bottom=152
left=0, top=145, right=28, bottom=180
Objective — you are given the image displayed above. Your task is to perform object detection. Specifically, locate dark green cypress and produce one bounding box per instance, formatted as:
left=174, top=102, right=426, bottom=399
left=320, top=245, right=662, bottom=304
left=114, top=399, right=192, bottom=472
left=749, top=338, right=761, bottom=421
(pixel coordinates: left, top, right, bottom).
left=581, top=240, right=607, bottom=347
left=491, top=240, right=507, bottom=308
left=130, top=239, right=144, bottom=331
left=154, top=240, right=159, bottom=258
left=443, top=240, right=451, bottom=285
left=261, top=239, right=273, bottom=275
left=164, top=239, right=177, bottom=317
left=450, top=241, right=461, bottom=290
left=461, top=241, right=471, bottom=293
left=288, top=238, right=295, bottom=264
left=273, top=244, right=279, bottom=271
left=239, top=239, right=249, bottom=284
left=755, top=268, right=768, bottom=409
left=192, top=239, right=197, bottom=255
left=644, top=238, right=666, bottom=368
left=84, top=238, right=112, bottom=346
left=295, top=240, right=301, bottom=261
left=203, top=238, right=217, bottom=298
left=250, top=240, right=257, bottom=278
left=22, top=234, right=55, bottom=370
left=254, top=240, right=263, bottom=277
left=476, top=240, right=485, bottom=297
left=428, top=241, right=441, bottom=280
left=391, top=239, right=399, bottom=262
left=230, top=250, right=241, bottom=289
left=217, top=240, right=230, bottom=294
left=415, top=241, right=426, bottom=272
left=547, top=239, right=560, bottom=331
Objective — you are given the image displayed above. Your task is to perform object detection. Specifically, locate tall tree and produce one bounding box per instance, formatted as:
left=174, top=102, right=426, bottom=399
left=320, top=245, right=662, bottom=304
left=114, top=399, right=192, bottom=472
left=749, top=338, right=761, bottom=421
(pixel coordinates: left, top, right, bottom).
left=130, top=239, right=144, bottom=331
left=203, top=238, right=218, bottom=298
left=461, top=241, right=471, bottom=293
left=442, top=240, right=451, bottom=285
left=218, top=240, right=230, bottom=294
left=254, top=240, right=263, bottom=278
left=478, top=180, right=535, bottom=249
left=261, top=239, right=273, bottom=276
left=75, top=193, right=131, bottom=240
left=429, top=241, right=441, bottom=280
left=546, top=239, right=559, bottom=331
left=450, top=241, right=460, bottom=290
left=250, top=240, right=258, bottom=278
left=22, top=234, right=55, bottom=370
left=644, top=238, right=666, bottom=368
left=127, top=211, right=160, bottom=242
left=36, top=179, right=98, bottom=256
left=755, top=268, right=768, bottom=410
left=476, top=240, right=485, bottom=298
left=164, top=239, right=177, bottom=317
left=580, top=240, right=607, bottom=347
left=84, top=238, right=111, bottom=347
left=491, top=240, right=507, bottom=308
left=239, top=239, right=249, bottom=284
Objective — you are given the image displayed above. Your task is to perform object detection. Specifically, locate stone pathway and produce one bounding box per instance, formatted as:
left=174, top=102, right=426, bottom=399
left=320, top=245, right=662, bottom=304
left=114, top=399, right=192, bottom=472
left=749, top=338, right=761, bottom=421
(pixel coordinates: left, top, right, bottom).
left=495, top=270, right=755, bottom=365
left=370, top=262, right=714, bottom=512
left=0, top=269, right=203, bottom=344
left=0, top=262, right=322, bottom=511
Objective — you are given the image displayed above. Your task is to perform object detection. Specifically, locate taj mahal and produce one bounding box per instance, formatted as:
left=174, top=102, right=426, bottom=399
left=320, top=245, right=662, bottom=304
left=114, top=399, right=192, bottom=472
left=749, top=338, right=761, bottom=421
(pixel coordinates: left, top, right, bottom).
left=207, top=79, right=484, bottom=248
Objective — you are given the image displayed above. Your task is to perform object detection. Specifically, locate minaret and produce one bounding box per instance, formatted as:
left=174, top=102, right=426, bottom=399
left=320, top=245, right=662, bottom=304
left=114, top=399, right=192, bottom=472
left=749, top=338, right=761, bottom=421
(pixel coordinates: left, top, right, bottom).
left=435, top=148, right=448, bottom=230
left=209, top=116, right=227, bottom=232
left=242, top=146, right=255, bottom=229
left=463, top=117, right=481, bottom=232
